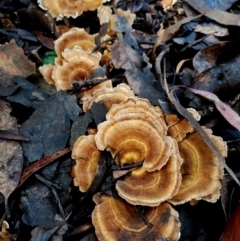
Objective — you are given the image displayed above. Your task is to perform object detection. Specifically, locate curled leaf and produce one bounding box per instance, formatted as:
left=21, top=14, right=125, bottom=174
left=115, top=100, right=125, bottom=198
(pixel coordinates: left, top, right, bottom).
left=189, top=88, right=240, bottom=131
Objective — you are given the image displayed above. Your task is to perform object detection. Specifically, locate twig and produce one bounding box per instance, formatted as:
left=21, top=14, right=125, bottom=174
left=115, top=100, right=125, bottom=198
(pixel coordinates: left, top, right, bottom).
left=134, top=206, right=153, bottom=228
left=92, top=37, right=117, bottom=53
left=0, top=131, right=29, bottom=141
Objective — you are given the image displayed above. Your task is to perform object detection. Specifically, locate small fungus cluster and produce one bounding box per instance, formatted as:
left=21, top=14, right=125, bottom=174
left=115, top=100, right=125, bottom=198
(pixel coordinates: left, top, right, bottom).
left=39, top=28, right=101, bottom=91
left=71, top=93, right=227, bottom=241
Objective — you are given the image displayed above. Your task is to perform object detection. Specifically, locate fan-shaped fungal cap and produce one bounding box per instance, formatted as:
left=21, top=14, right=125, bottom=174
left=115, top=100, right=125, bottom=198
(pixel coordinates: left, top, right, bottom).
left=38, top=64, right=55, bottom=85
left=38, top=0, right=82, bottom=20
left=83, top=83, right=135, bottom=112
left=95, top=99, right=175, bottom=172
left=81, top=80, right=113, bottom=112
left=169, top=129, right=226, bottom=205
left=75, top=0, right=103, bottom=12
left=71, top=135, right=101, bottom=192
left=106, top=98, right=167, bottom=135
left=166, top=114, right=195, bottom=142
left=55, top=28, right=96, bottom=56
left=92, top=194, right=181, bottom=241
left=38, top=0, right=103, bottom=20
left=52, top=46, right=101, bottom=90
left=96, top=119, right=174, bottom=172
left=116, top=140, right=183, bottom=206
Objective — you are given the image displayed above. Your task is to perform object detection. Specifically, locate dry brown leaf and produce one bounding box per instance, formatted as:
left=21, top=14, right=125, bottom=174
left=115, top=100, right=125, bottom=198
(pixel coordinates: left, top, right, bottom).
left=194, top=23, right=229, bottom=37
left=0, top=100, right=23, bottom=212
left=0, top=39, right=35, bottom=87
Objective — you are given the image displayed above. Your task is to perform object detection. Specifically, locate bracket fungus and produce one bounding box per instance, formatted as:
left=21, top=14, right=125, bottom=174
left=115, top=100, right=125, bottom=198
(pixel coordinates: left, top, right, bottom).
left=52, top=46, right=101, bottom=90
left=95, top=98, right=176, bottom=172
left=82, top=83, right=135, bottom=112
left=38, top=0, right=103, bottom=20
left=92, top=194, right=181, bottom=241
left=39, top=28, right=100, bottom=90
left=55, top=28, right=96, bottom=55
left=116, top=141, right=183, bottom=206
left=167, top=115, right=227, bottom=205
left=71, top=135, right=101, bottom=192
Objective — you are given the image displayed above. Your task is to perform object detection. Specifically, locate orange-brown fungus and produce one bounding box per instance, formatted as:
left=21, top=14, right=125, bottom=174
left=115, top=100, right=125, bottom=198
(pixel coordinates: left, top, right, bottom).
left=55, top=28, right=96, bottom=56
left=81, top=80, right=113, bottom=112
left=166, top=114, right=194, bottom=142
left=82, top=83, right=135, bottom=112
left=169, top=128, right=226, bottom=205
left=38, top=64, right=55, bottom=85
left=71, top=135, right=101, bottom=192
left=52, top=47, right=101, bottom=90
left=95, top=98, right=175, bottom=172
left=116, top=140, right=182, bottom=206
left=38, top=0, right=103, bottom=20
left=92, top=194, right=181, bottom=241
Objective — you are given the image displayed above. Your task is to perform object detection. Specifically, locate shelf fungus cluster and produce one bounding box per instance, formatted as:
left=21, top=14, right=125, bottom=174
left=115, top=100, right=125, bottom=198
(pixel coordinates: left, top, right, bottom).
left=71, top=95, right=227, bottom=241
left=39, top=28, right=101, bottom=91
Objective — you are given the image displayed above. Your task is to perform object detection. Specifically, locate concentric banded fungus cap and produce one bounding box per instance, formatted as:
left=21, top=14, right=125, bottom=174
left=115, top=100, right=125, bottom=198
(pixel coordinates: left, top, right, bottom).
left=55, top=28, right=96, bottom=56
left=166, top=114, right=194, bottom=142
left=81, top=80, right=113, bottom=112
left=95, top=98, right=174, bottom=172
left=169, top=128, right=226, bottom=205
left=116, top=140, right=183, bottom=206
left=38, top=0, right=103, bottom=20
left=38, top=0, right=82, bottom=20
left=52, top=46, right=101, bottom=90
left=71, top=135, right=101, bottom=192
left=83, top=83, right=135, bottom=112
left=92, top=194, right=181, bottom=241
left=106, top=98, right=167, bottom=135
left=75, top=0, right=103, bottom=12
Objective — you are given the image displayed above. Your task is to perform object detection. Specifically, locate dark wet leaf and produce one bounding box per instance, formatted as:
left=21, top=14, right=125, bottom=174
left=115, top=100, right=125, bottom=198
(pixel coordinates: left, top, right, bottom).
left=3, top=76, right=50, bottom=109
left=114, top=12, right=141, bottom=53
left=191, top=54, right=240, bottom=98
left=112, top=35, right=165, bottom=105
left=0, top=85, right=20, bottom=97
left=204, top=9, right=240, bottom=27
left=185, top=0, right=237, bottom=12
left=0, top=28, right=38, bottom=42
left=0, top=100, right=23, bottom=211
left=18, top=147, right=72, bottom=188
left=34, top=31, right=55, bottom=50
left=20, top=91, right=80, bottom=162
left=173, top=31, right=197, bottom=45
left=70, top=110, right=93, bottom=145
left=30, top=226, right=60, bottom=241
left=192, top=41, right=240, bottom=76
left=17, top=6, right=55, bottom=33
left=79, top=233, right=98, bottom=241
left=126, top=0, right=144, bottom=13
left=21, top=181, right=65, bottom=229
left=90, top=101, right=107, bottom=126
left=153, top=14, right=202, bottom=58
left=0, top=39, right=35, bottom=87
